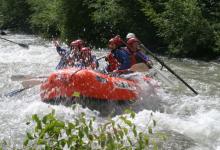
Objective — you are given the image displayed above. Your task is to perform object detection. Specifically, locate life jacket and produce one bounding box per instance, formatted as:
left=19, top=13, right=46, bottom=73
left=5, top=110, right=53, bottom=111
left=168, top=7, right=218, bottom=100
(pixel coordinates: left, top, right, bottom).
left=106, top=53, right=120, bottom=72
left=130, top=53, right=137, bottom=66
left=123, top=48, right=136, bottom=66
left=124, top=47, right=149, bottom=66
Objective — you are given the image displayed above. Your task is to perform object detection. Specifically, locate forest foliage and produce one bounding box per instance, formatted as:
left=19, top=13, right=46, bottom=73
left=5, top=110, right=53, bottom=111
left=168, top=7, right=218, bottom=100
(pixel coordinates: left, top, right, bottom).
left=0, top=0, right=219, bottom=58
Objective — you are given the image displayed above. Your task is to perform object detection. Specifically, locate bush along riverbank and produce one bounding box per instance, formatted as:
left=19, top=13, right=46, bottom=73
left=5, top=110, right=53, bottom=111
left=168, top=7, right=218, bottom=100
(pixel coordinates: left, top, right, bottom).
left=0, top=109, right=166, bottom=149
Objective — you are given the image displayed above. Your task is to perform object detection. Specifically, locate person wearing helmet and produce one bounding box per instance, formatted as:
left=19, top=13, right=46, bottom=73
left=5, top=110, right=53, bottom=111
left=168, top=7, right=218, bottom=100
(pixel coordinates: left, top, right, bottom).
left=75, top=47, right=98, bottom=69
left=126, top=33, right=136, bottom=40
left=126, top=37, right=153, bottom=69
left=53, top=39, right=85, bottom=69
left=67, top=39, right=85, bottom=66
left=105, top=35, right=131, bottom=72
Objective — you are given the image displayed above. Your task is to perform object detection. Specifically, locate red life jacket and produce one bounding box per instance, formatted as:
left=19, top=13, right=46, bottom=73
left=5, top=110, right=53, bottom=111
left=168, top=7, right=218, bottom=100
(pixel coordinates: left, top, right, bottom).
left=130, top=53, right=137, bottom=66
left=106, top=53, right=120, bottom=72
left=124, top=47, right=137, bottom=66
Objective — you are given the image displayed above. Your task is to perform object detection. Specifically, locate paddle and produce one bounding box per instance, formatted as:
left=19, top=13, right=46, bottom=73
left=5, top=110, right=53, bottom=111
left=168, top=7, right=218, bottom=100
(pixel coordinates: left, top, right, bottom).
left=150, top=67, right=174, bottom=87
left=5, top=68, right=83, bottom=97
left=96, top=55, right=106, bottom=61
left=4, top=79, right=43, bottom=97
left=21, top=79, right=43, bottom=88
left=139, top=43, right=198, bottom=95
left=10, top=55, right=106, bottom=82
left=10, top=56, right=104, bottom=81
left=11, top=75, right=47, bottom=81
left=129, top=63, right=149, bottom=72
left=4, top=88, right=28, bottom=97
left=19, top=68, right=83, bottom=90
left=126, top=63, right=174, bottom=87
left=0, top=36, right=29, bottom=48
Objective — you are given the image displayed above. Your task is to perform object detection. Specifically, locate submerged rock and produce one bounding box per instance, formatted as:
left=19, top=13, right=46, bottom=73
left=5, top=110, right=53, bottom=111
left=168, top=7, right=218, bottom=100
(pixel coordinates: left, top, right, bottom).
left=0, top=31, right=7, bottom=35
left=158, top=130, right=197, bottom=150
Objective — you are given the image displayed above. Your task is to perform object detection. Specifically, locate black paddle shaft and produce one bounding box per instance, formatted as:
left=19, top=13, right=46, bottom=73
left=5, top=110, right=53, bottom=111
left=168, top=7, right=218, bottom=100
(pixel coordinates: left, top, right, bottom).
left=4, top=88, right=27, bottom=97
left=0, top=36, right=29, bottom=48
left=140, top=44, right=198, bottom=95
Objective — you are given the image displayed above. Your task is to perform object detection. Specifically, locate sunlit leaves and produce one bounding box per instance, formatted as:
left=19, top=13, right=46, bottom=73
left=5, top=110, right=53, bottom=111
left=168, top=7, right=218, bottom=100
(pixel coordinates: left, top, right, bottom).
left=23, top=109, right=164, bottom=149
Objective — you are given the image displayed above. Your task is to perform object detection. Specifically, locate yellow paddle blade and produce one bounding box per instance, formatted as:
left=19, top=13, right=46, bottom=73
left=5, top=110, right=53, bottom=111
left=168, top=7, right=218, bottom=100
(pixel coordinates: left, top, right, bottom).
left=21, top=79, right=42, bottom=88
left=130, top=63, right=149, bottom=72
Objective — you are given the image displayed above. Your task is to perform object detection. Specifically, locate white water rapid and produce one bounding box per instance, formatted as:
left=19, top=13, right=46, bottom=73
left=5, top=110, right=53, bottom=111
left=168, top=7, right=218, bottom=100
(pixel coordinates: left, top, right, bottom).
left=0, top=34, right=220, bottom=149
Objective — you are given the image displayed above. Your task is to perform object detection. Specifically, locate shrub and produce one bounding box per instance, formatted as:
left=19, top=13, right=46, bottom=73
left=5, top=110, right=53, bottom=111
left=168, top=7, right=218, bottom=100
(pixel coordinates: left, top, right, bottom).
left=23, top=109, right=166, bottom=149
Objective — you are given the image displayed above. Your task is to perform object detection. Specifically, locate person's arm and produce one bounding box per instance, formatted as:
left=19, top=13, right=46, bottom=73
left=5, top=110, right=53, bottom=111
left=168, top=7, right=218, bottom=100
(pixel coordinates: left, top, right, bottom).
left=56, top=46, right=67, bottom=57
left=136, top=51, right=153, bottom=68
left=53, top=40, right=67, bottom=57
left=136, top=51, right=150, bottom=61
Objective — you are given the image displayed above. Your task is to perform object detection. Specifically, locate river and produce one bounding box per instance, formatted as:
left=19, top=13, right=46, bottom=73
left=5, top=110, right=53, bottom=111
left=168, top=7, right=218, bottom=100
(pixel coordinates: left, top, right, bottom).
left=0, top=34, right=220, bottom=149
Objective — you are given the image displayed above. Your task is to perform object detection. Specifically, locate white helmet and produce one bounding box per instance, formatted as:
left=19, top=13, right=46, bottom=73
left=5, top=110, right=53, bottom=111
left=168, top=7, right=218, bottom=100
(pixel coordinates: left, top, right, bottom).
left=126, top=33, right=136, bottom=39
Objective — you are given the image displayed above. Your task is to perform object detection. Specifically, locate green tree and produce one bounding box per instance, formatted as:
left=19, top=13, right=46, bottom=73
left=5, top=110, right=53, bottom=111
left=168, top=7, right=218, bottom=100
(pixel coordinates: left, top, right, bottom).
left=27, top=0, right=62, bottom=37
left=86, top=0, right=160, bottom=48
left=59, top=0, right=96, bottom=45
left=139, top=0, right=217, bottom=58
left=198, top=0, right=220, bottom=53
left=0, top=0, right=31, bottom=32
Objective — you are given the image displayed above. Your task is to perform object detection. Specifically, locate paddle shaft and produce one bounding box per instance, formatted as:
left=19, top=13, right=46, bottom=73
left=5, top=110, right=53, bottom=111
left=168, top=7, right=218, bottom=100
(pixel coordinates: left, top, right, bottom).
left=4, top=88, right=28, bottom=97
left=140, top=44, right=198, bottom=95
left=0, top=36, right=28, bottom=48
left=97, top=55, right=106, bottom=61
left=0, top=36, right=21, bottom=44
left=11, top=75, right=48, bottom=81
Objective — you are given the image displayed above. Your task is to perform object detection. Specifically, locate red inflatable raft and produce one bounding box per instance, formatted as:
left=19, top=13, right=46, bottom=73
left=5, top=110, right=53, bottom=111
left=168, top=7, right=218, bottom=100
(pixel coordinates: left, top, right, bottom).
left=40, top=68, right=155, bottom=102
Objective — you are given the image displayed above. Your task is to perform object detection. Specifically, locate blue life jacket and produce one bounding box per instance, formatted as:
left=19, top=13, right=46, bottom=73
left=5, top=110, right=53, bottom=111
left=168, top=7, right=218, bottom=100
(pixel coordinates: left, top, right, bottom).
left=112, top=48, right=131, bottom=70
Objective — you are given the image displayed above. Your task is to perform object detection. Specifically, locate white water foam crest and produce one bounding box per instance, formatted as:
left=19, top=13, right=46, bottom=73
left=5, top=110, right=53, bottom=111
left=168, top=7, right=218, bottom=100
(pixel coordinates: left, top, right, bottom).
left=132, top=109, right=220, bottom=149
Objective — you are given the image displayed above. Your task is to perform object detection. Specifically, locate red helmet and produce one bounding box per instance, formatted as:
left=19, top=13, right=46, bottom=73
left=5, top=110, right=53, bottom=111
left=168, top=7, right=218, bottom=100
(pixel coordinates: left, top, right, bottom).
left=70, top=40, right=78, bottom=47
left=81, top=47, right=91, bottom=54
left=76, top=39, right=84, bottom=48
left=108, top=35, right=123, bottom=47
left=70, top=39, right=84, bottom=49
left=127, top=38, right=139, bottom=45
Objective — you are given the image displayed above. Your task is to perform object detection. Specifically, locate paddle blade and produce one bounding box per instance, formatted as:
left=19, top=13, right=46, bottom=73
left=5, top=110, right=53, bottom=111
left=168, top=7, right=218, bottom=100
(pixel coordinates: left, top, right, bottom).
left=11, top=75, right=33, bottom=81
left=11, top=75, right=48, bottom=81
left=4, top=79, right=43, bottom=97
left=18, top=43, right=29, bottom=49
left=22, top=79, right=42, bottom=88
left=150, top=68, right=174, bottom=87
left=130, top=63, right=149, bottom=72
